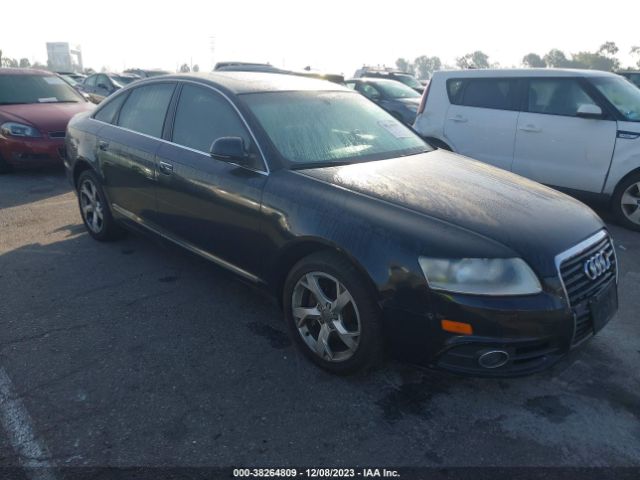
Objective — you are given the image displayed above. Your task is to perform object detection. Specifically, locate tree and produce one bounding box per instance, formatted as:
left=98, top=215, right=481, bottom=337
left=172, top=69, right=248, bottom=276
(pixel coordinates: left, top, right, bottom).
left=413, top=55, right=441, bottom=80
left=1, top=57, right=18, bottom=68
left=598, top=41, right=619, bottom=56
left=456, top=51, right=490, bottom=69
left=0, top=50, right=2, bottom=67
left=395, top=58, right=414, bottom=75
left=543, top=49, right=572, bottom=68
left=179, top=63, right=190, bottom=73
left=192, top=64, right=200, bottom=72
left=522, top=53, right=546, bottom=68
left=572, top=51, right=619, bottom=71
left=632, top=46, right=640, bottom=68
left=32, top=62, right=47, bottom=70
left=19, top=58, right=31, bottom=68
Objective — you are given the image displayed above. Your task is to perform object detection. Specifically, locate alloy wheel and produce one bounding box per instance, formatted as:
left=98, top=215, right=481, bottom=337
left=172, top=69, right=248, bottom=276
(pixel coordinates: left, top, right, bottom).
left=291, top=272, right=361, bottom=362
left=79, top=179, right=105, bottom=234
left=620, top=181, right=640, bottom=226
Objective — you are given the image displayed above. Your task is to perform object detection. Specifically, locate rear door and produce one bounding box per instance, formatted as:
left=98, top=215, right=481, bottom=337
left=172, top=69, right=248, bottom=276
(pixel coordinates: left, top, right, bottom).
left=444, top=77, right=519, bottom=171
left=98, top=82, right=176, bottom=220
left=512, top=77, right=616, bottom=193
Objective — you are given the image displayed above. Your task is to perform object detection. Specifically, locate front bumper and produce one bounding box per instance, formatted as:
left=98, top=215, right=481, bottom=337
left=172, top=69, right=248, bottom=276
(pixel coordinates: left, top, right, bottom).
left=0, top=135, right=65, bottom=168
left=382, top=276, right=617, bottom=377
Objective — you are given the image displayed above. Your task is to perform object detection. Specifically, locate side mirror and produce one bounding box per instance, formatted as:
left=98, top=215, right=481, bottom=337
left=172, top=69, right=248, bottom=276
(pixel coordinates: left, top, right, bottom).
left=210, top=137, right=252, bottom=167
left=576, top=104, right=603, bottom=119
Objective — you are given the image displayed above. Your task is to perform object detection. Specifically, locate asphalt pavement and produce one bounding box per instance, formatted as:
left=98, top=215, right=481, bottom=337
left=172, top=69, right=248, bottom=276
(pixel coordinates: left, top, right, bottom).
left=0, top=167, right=639, bottom=473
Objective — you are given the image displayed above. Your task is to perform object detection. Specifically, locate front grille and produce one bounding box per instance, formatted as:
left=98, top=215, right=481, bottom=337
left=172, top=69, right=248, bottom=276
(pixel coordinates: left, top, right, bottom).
left=558, top=233, right=616, bottom=345
left=49, top=131, right=66, bottom=139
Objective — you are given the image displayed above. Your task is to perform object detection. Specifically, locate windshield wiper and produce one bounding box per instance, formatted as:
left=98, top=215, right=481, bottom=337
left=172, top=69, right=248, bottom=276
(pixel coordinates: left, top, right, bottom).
left=290, top=160, right=356, bottom=170
left=0, top=102, right=30, bottom=105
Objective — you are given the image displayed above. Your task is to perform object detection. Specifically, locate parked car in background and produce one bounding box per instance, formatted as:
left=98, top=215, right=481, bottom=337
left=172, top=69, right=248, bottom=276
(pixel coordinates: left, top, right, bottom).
left=618, top=70, right=640, bottom=88
left=354, top=67, right=424, bottom=93
left=413, top=69, right=640, bottom=231
left=124, top=68, right=171, bottom=78
left=0, top=69, right=93, bottom=173
left=55, top=71, right=86, bottom=82
left=65, top=72, right=617, bottom=376
left=80, top=72, right=140, bottom=103
left=346, top=77, right=421, bottom=125
left=215, top=61, right=344, bottom=84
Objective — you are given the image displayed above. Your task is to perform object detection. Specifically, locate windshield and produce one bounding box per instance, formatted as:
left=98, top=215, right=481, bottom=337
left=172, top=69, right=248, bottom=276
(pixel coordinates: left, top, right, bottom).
left=59, top=75, right=78, bottom=87
left=113, top=75, right=138, bottom=86
left=396, top=75, right=422, bottom=89
left=374, top=80, right=421, bottom=99
left=242, top=91, right=430, bottom=167
left=0, top=74, right=83, bottom=104
left=591, top=76, right=640, bottom=121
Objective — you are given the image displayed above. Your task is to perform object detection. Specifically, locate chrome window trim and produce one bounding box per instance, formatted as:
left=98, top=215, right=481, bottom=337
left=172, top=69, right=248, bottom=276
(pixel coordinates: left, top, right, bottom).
left=91, top=78, right=270, bottom=175
left=111, top=203, right=262, bottom=283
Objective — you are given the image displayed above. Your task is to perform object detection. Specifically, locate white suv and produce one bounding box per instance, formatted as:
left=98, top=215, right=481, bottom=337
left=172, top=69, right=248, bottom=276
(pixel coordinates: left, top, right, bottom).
left=413, top=69, right=640, bottom=231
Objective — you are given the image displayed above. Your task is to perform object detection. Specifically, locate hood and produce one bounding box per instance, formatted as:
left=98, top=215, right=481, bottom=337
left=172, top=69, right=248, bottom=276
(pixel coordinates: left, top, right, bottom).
left=0, top=102, right=94, bottom=134
left=298, top=150, right=605, bottom=272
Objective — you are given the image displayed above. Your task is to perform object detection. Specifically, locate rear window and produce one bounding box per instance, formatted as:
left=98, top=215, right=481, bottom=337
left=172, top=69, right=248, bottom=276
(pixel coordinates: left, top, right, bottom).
left=447, top=78, right=516, bottom=110
left=0, top=74, right=84, bottom=105
left=117, top=83, right=175, bottom=138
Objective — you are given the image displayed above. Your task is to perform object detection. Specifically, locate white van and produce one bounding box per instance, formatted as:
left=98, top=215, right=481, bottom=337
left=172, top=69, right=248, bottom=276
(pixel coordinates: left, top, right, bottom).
left=413, top=69, right=640, bottom=231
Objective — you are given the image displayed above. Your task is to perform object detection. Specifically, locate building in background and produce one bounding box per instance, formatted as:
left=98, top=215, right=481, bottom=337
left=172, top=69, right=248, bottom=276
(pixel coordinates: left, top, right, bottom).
left=46, top=42, right=83, bottom=72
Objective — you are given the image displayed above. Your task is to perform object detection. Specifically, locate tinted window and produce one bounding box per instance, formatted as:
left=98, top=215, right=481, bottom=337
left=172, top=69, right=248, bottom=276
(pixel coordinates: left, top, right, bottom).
left=447, top=79, right=464, bottom=104
left=172, top=84, right=254, bottom=155
left=373, top=79, right=420, bottom=99
left=96, top=75, right=110, bottom=88
left=118, top=83, right=175, bottom=137
left=459, top=79, right=514, bottom=110
left=84, top=75, right=97, bottom=87
left=242, top=91, right=429, bottom=166
left=94, top=93, right=128, bottom=124
left=0, top=74, right=83, bottom=105
left=527, top=78, right=597, bottom=117
left=357, top=83, right=381, bottom=100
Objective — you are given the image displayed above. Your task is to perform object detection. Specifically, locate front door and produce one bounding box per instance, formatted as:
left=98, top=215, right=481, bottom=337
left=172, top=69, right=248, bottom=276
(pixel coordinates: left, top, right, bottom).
left=512, top=78, right=616, bottom=193
left=154, top=83, right=269, bottom=275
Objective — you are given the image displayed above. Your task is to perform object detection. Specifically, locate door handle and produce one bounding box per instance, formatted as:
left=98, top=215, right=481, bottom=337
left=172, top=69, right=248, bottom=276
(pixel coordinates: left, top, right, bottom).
left=448, top=115, right=468, bottom=123
left=159, top=161, right=174, bottom=175
left=519, top=124, right=541, bottom=133
left=98, top=141, right=109, bottom=151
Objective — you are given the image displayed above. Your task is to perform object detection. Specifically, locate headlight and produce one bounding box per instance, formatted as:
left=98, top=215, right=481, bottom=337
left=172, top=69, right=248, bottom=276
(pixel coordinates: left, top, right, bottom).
left=418, top=257, right=542, bottom=296
left=1, top=122, right=41, bottom=138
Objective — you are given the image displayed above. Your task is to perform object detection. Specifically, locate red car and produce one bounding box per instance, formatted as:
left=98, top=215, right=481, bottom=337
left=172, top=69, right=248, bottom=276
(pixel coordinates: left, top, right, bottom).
left=0, top=69, right=94, bottom=173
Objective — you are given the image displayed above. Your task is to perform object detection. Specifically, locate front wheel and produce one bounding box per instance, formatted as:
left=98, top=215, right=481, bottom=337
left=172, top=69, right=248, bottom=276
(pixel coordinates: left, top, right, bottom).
left=283, top=251, right=383, bottom=375
left=612, top=173, right=640, bottom=231
left=77, top=169, right=123, bottom=241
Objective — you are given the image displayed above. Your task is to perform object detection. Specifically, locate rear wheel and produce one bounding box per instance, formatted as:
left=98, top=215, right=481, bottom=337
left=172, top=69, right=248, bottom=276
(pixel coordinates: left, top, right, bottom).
left=77, top=169, right=123, bottom=241
left=612, top=173, right=640, bottom=231
left=283, top=251, right=383, bottom=375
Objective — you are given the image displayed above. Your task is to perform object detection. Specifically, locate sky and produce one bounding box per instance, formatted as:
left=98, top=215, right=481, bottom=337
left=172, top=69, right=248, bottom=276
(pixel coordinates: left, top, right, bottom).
left=1, top=0, right=639, bottom=75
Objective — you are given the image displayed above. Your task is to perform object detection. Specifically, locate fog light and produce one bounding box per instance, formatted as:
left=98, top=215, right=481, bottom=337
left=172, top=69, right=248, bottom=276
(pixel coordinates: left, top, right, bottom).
left=478, top=350, right=509, bottom=369
left=441, top=319, right=473, bottom=335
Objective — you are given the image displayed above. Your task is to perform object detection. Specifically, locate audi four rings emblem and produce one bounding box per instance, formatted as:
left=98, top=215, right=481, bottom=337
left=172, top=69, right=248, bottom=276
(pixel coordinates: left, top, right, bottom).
left=583, top=250, right=612, bottom=280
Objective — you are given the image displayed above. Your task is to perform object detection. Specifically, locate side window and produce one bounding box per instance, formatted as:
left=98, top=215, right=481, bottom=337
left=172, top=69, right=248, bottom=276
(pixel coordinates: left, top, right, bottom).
left=357, top=83, right=381, bottom=100
left=94, top=93, right=127, bottom=124
left=460, top=78, right=514, bottom=110
left=118, top=83, right=175, bottom=137
left=447, top=79, right=464, bottom=104
left=345, top=82, right=356, bottom=90
left=172, top=84, right=260, bottom=167
left=527, top=79, right=598, bottom=117
left=84, top=75, right=97, bottom=87
left=96, top=74, right=110, bottom=89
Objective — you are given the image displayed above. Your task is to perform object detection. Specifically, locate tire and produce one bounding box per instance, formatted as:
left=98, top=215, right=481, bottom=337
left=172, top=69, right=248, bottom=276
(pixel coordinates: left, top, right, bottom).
left=612, top=172, right=640, bottom=232
left=76, top=169, right=123, bottom=241
left=0, top=152, right=13, bottom=174
left=283, top=251, right=384, bottom=375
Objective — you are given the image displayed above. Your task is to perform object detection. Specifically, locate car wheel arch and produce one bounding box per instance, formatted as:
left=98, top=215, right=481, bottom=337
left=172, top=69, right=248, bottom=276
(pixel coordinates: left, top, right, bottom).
left=73, top=159, right=95, bottom=188
left=612, top=166, right=640, bottom=198
left=271, top=237, right=379, bottom=310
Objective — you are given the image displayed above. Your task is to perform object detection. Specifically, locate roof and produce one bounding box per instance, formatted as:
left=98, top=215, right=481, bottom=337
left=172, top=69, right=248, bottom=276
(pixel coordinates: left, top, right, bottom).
left=433, top=68, right=619, bottom=78
left=135, top=72, right=349, bottom=94
left=0, top=68, right=53, bottom=76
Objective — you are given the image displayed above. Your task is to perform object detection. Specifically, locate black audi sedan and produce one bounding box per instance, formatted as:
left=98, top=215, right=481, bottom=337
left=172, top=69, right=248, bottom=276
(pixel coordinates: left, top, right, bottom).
left=64, top=72, right=618, bottom=376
